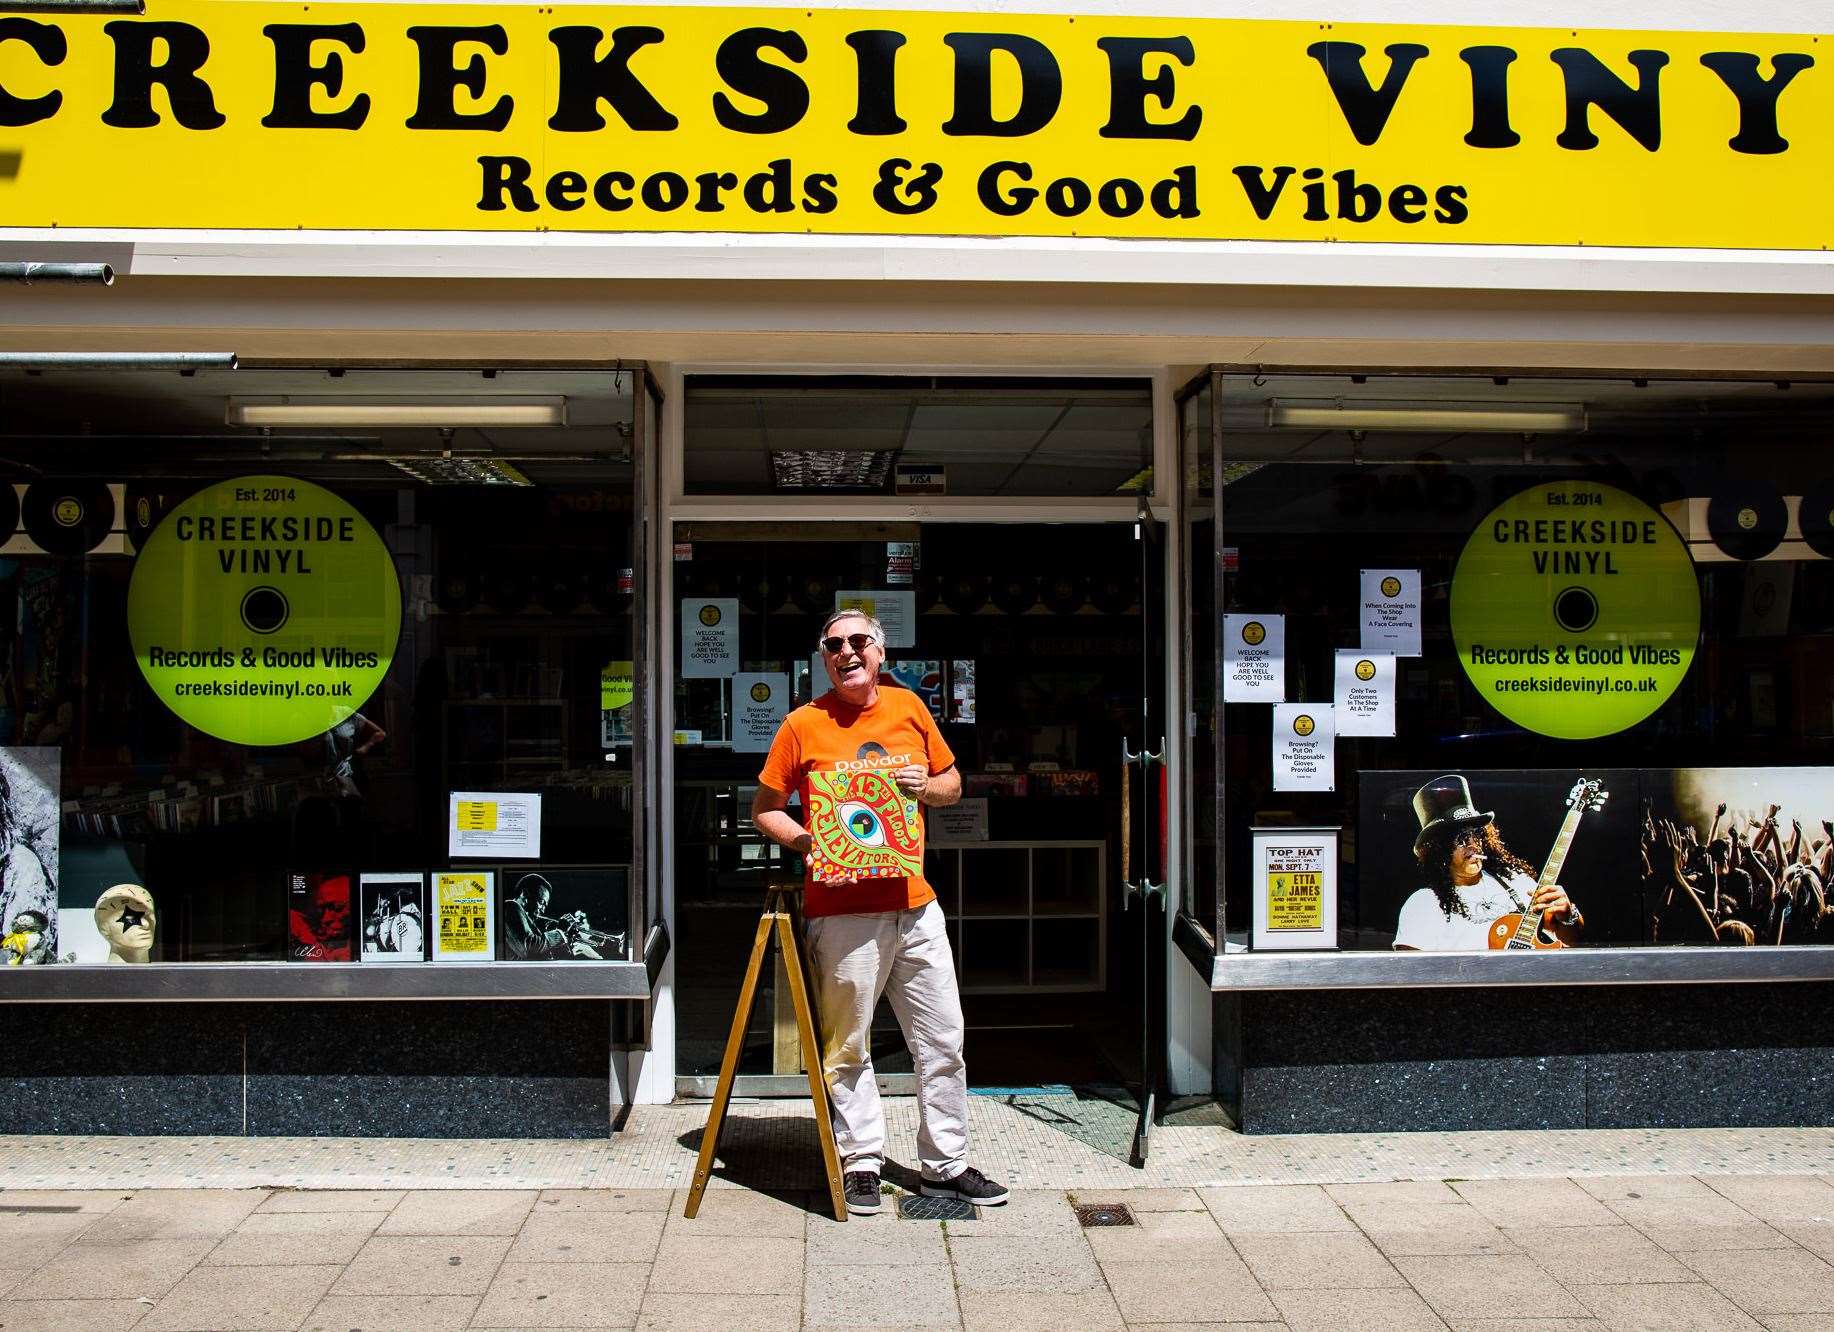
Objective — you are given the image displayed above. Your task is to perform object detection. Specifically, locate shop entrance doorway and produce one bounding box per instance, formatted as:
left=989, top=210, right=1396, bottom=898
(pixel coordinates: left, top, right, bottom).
left=669, top=519, right=1166, bottom=1121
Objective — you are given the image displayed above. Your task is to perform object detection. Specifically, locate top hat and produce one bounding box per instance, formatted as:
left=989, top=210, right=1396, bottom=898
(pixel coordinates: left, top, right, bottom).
left=1411, top=774, right=1494, bottom=855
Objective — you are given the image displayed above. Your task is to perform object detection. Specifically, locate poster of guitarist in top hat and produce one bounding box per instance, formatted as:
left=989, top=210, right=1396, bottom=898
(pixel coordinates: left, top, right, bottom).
left=1394, top=774, right=1589, bottom=951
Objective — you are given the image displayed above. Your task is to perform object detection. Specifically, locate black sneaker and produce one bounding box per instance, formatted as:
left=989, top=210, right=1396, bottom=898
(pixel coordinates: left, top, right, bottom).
left=844, top=1170, right=883, bottom=1216
left=920, top=1166, right=1008, bottom=1206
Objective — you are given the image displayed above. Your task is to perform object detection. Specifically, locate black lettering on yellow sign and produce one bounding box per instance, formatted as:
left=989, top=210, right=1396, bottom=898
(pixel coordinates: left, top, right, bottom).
left=1, top=17, right=1809, bottom=159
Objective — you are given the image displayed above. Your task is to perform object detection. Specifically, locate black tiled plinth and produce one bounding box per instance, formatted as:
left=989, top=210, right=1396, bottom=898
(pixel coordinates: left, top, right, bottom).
left=1224, top=981, right=1834, bottom=1134
left=0, top=1000, right=615, bottom=1138
left=0, top=1003, right=243, bottom=1135
left=246, top=1000, right=612, bottom=1138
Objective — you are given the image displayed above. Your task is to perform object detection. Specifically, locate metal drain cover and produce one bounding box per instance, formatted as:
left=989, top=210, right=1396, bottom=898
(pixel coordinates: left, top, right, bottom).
left=1074, top=1202, right=1137, bottom=1227
left=898, top=1195, right=976, bottom=1221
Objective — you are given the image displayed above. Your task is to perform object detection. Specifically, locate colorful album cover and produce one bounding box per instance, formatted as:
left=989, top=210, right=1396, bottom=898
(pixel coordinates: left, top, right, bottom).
left=432, top=870, right=495, bottom=961
left=806, top=768, right=923, bottom=884
left=286, top=872, right=353, bottom=961
left=359, top=872, right=426, bottom=962
left=498, top=866, right=629, bottom=961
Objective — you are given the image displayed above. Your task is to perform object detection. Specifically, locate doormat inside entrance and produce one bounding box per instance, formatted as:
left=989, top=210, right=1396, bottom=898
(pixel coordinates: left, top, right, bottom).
left=981, top=1084, right=1141, bottom=1164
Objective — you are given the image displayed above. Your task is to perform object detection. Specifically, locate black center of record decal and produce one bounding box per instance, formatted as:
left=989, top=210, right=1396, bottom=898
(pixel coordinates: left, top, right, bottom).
left=239, top=585, right=290, bottom=635
left=1553, top=585, right=1600, bottom=633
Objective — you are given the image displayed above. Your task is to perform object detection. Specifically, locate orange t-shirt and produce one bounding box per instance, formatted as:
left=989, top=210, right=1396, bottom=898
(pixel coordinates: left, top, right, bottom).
left=758, top=686, right=957, bottom=918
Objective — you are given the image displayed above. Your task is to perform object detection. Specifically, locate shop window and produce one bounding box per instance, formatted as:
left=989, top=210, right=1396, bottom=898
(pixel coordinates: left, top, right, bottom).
left=1217, top=372, right=1834, bottom=956
left=682, top=376, right=1153, bottom=498
left=0, top=365, right=641, bottom=969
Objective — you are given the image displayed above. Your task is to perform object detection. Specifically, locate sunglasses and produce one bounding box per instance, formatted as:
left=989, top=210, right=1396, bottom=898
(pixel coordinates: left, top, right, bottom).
left=819, top=633, right=878, bottom=655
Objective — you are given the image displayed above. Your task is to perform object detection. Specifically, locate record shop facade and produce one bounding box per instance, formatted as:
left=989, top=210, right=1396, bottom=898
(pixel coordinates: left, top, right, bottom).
left=1, top=0, right=1833, bottom=1137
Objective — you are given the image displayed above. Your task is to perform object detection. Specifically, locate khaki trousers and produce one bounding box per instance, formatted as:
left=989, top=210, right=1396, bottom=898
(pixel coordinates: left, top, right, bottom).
left=803, top=900, right=968, bottom=1180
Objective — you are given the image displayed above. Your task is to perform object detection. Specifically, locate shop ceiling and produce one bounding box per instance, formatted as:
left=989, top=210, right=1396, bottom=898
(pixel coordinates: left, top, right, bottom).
left=0, top=366, right=634, bottom=484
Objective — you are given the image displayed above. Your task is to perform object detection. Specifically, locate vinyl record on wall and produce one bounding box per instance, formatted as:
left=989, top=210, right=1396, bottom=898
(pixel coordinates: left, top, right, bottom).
left=1041, top=573, right=1087, bottom=615
left=124, top=484, right=181, bottom=547
left=482, top=568, right=530, bottom=612
left=23, top=480, right=113, bottom=555
left=942, top=574, right=988, bottom=617
left=0, top=482, right=19, bottom=547
left=1088, top=572, right=1135, bottom=616
left=435, top=569, right=481, bottom=614
left=1796, top=482, right=1834, bottom=561
left=536, top=569, right=582, bottom=615
left=1707, top=481, right=1787, bottom=562
left=736, top=570, right=773, bottom=614
left=792, top=573, right=835, bottom=616
left=992, top=573, right=1037, bottom=615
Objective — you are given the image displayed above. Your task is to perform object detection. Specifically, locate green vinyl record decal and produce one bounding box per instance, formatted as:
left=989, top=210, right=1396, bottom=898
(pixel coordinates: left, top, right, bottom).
left=1451, top=480, right=1700, bottom=740
left=128, top=476, right=402, bottom=746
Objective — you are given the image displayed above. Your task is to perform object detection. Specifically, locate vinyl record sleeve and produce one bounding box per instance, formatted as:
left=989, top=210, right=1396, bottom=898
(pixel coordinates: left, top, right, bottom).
left=805, top=768, right=923, bottom=884
left=432, top=870, right=495, bottom=962
left=359, top=872, right=427, bottom=962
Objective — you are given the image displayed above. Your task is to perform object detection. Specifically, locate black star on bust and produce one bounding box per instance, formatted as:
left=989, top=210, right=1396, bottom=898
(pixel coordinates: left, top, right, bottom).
left=115, top=906, right=146, bottom=931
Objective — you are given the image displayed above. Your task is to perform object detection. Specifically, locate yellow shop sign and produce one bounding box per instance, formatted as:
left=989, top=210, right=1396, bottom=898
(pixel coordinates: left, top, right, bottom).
left=0, top=3, right=1825, bottom=247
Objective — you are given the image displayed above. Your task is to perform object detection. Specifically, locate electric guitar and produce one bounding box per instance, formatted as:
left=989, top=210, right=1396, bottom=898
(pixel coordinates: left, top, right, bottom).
left=1488, top=777, right=1608, bottom=950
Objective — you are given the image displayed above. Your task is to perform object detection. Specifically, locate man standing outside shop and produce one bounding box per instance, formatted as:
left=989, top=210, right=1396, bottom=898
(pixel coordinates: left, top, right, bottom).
left=752, top=609, right=1008, bottom=1215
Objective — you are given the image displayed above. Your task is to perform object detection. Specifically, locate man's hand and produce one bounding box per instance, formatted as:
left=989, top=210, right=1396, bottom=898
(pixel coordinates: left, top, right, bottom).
left=893, top=765, right=929, bottom=800
left=1532, top=882, right=1574, bottom=922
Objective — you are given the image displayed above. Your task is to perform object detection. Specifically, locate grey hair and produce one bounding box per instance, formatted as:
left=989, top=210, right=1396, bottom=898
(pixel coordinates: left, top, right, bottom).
left=819, top=607, right=885, bottom=644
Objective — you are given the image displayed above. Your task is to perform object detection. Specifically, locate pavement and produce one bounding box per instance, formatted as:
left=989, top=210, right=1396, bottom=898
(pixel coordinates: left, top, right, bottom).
left=0, top=1103, right=1829, bottom=1330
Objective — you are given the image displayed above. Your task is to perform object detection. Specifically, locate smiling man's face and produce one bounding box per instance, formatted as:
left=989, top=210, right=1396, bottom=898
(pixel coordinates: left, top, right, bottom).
left=821, top=614, right=884, bottom=702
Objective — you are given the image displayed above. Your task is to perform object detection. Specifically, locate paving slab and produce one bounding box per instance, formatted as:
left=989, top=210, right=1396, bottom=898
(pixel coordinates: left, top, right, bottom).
left=1099, top=1255, right=1281, bottom=1324
left=1704, top=1179, right=1834, bottom=1228
left=948, top=1233, right=1107, bottom=1294
left=662, top=1188, right=810, bottom=1237
left=1231, top=1228, right=1409, bottom=1289
left=1391, top=1253, right=1592, bottom=1322
left=302, top=1294, right=479, bottom=1331
left=1678, top=1248, right=1834, bottom=1316
left=1076, top=1186, right=1205, bottom=1212
left=957, top=1289, right=1126, bottom=1331
left=1082, top=1208, right=1232, bottom=1264
left=0, top=1300, right=155, bottom=1331
left=803, top=1260, right=961, bottom=1327
left=472, top=1261, right=648, bottom=1328
left=506, top=1212, right=667, bottom=1263
left=1451, top=1179, right=1622, bottom=1230
left=201, top=1208, right=382, bottom=1266
left=635, top=1292, right=802, bottom=1331
left=1570, top=1280, right=1766, bottom=1331
left=330, top=1234, right=513, bottom=1297
left=29, top=1237, right=216, bottom=1300
left=805, top=1210, right=948, bottom=1265
left=0, top=1189, right=132, bottom=1213
left=1504, top=1224, right=1698, bottom=1285
left=646, top=1233, right=802, bottom=1294
left=1201, top=1184, right=1356, bottom=1234
left=1270, top=1286, right=1449, bottom=1331
left=83, top=1190, right=269, bottom=1241
left=378, top=1189, right=538, bottom=1236
left=537, top=1190, right=673, bottom=1213
left=257, top=1190, right=403, bottom=1214
left=138, top=1262, right=340, bottom=1332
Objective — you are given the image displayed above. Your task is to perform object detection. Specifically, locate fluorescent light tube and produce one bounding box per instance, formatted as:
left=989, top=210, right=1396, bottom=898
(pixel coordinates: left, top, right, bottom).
left=227, top=397, right=566, bottom=427
left=1267, top=399, right=1586, bottom=433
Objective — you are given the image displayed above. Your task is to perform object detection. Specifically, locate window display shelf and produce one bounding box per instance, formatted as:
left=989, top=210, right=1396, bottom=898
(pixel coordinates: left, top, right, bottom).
left=1209, top=945, right=1834, bottom=991
left=0, top=959, right=656, bottom=1002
